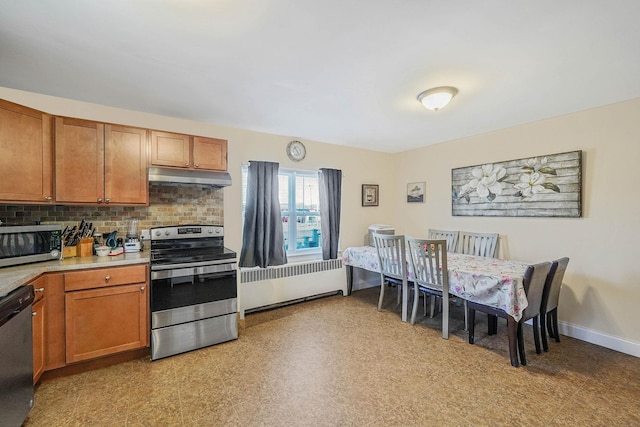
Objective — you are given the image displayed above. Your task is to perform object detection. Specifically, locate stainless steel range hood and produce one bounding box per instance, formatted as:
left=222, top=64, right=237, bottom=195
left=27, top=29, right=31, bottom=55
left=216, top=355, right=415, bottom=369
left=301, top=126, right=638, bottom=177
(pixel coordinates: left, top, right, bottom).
left=148, top=167, right=232, bottom=187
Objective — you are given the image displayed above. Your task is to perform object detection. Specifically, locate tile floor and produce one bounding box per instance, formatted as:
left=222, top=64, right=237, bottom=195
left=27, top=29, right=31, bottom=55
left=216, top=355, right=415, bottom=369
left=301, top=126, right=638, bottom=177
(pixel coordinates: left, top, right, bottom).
left=25, top=286, right=640, bottom=426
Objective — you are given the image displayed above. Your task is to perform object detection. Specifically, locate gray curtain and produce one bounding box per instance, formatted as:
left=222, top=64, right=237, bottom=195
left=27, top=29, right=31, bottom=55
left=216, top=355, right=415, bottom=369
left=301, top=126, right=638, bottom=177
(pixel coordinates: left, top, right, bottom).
left=319, top=168, right=342, bottom=260
left=240, top=161, right=287, bottom=268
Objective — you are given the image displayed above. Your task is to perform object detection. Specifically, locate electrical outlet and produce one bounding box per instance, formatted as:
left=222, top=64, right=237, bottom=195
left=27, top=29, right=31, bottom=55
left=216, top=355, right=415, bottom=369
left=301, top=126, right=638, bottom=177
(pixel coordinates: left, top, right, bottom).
left=140, top=229, right=150, bottom=240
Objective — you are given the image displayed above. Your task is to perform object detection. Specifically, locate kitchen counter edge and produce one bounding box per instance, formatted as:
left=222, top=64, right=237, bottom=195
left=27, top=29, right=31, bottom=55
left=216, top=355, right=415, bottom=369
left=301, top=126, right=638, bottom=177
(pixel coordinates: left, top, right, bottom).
left=0, top=251, right=150, bottom=297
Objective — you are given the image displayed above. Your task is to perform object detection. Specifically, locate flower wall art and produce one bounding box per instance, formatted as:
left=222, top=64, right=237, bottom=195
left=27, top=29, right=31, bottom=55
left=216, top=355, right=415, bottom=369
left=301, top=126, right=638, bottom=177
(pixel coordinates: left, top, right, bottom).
left=451, top=150, right=582, bottom=217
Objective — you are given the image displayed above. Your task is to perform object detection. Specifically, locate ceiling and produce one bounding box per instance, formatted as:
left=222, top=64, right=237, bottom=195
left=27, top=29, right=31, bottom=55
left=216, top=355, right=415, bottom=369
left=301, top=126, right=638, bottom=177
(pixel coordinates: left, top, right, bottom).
left=2, top=1, right=640, bottom=153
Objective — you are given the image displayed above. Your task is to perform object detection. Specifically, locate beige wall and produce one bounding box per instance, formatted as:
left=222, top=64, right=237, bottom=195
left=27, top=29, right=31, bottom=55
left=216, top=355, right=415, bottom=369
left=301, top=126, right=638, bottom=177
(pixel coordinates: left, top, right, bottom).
left=2, top=86, right=638, bottom=354
left=393, top=98, right=640, bottom=350
left=0, top=86, right=395, bottom=253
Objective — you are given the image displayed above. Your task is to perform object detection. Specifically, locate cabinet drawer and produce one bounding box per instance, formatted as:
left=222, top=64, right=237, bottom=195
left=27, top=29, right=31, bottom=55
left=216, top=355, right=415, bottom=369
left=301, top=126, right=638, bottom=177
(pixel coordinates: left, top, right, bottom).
left=64, top=264, right=147, bottom=291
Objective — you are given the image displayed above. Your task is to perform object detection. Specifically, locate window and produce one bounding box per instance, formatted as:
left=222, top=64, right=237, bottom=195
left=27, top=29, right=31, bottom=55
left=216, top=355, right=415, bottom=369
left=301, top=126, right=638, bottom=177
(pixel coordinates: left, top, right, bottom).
left=242, top=167, right=321, bottom=256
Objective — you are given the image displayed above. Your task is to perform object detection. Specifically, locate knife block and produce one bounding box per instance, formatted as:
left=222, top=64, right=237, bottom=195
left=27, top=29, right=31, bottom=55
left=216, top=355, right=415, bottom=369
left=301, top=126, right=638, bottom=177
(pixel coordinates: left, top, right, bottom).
left=62, top=245, right=76, bottom=258
left=78, top=238, right=94, bottom=257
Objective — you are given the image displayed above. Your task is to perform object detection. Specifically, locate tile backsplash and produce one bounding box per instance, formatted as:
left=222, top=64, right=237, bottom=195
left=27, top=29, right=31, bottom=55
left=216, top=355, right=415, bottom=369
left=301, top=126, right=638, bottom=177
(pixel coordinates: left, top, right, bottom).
left=0, top=183, right=224, bottom=238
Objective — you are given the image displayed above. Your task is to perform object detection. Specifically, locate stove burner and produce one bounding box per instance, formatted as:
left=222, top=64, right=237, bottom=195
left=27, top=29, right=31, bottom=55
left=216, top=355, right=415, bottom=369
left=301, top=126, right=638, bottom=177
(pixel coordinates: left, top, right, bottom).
left=150, top=224, right=236, bottom=267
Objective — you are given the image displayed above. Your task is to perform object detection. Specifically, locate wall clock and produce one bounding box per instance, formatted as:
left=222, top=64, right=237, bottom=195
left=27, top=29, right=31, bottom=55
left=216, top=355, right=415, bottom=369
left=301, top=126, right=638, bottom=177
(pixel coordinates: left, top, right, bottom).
left=286, top=140, right=306, bottom=162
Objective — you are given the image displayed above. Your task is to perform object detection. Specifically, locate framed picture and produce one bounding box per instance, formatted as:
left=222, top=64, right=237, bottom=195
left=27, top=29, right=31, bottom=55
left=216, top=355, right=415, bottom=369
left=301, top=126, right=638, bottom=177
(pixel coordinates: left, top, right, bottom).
left=451, top=150, right=582, bottom=217
left=362, top=184, right=379, bottom=207
left=407, top=182, right=425, bottom=203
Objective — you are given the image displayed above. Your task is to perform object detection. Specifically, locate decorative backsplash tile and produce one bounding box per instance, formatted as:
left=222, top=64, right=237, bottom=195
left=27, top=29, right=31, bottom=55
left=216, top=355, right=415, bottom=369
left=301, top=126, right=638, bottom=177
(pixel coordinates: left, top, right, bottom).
left=0, top=183, right=224, bottom=237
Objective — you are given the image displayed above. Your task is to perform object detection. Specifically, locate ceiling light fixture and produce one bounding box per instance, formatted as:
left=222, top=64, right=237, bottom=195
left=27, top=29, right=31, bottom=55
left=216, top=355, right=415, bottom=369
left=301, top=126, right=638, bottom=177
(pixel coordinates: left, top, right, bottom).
left=417, top=86, right=458, bottom=111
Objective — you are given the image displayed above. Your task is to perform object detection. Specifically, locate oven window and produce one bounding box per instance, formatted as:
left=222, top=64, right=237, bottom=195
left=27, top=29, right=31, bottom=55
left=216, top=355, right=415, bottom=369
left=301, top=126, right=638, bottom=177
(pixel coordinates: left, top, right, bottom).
left=152, top=271, right=237, bottom=312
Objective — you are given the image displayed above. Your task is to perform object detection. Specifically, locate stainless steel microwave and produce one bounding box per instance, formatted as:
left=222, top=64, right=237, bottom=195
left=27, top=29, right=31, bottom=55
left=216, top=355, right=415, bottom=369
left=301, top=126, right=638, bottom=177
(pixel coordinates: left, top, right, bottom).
left=0, top=225, right=62, bottom=268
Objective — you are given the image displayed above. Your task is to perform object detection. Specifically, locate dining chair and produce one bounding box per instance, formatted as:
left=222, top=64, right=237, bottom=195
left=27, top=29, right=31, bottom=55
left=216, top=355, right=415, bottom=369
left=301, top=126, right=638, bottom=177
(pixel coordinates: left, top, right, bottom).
left=407, top=238, right=450, bottom=337
left=427, top=229, right=459, bottom=253
left=372, top=233, right=409, bottom=313
left=456, top=231, right=499, bottom=258
left=540, top=257, right=570, bottom=352
left=467, top=261, right=551, bottom=367
left=454, top=231, right=499, bottom=330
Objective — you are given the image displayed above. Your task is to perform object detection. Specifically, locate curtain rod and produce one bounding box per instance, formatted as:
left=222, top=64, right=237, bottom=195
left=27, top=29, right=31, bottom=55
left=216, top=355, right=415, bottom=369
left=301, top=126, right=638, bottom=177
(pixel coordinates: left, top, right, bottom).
left=241, top=161, right=344, bottom=177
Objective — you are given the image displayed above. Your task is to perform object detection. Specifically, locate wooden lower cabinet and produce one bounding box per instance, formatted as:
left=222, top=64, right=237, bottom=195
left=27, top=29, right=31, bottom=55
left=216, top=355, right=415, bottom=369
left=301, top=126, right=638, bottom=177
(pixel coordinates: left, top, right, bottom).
left=64, top=266, right=148, bottom=363
left=32, top=296, right=45, bottom=383
left=30, top=273, right=70, bottom=384
left=44, top=273, right=66, bottom=371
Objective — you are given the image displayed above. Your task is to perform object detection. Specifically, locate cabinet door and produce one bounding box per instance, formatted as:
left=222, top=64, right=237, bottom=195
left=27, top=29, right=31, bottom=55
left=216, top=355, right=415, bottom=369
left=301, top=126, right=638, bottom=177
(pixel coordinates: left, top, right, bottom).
left=0, top=99, right=53, bottom=203
left=32, top=297, right=45, bottom=383
left=65, top=283, right=148, bottom=363
left=43, top=273, right=65, bottom=371
left=55, top=117, right=105, bottom=204
left=150, top=130, right=190, bottom=168
left=192, top=136, right=228, bottom=171
left=105, top=124, right=149, bottom=205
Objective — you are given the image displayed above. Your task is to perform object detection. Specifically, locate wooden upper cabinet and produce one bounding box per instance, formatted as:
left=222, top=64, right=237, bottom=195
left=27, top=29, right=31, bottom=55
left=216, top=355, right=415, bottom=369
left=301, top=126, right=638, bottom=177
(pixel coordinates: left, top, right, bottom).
left=150, top=130, right=190, bottom=168
left=193, top=136, right=228, bottom=171
left=151, top=130, right=228, bottom=171
left=0, top=99, right=53, bottom=203
left=105, top=125, right=148, bottom=205
left=55, top=117, right=105, bottom=204
left=55, top=117, right=148, bottom=205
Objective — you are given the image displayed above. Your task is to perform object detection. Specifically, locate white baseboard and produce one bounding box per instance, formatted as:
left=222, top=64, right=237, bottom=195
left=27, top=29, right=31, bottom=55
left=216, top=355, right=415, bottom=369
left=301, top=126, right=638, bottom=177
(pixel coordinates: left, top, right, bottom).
left=558, top=321, right=640, bottom=358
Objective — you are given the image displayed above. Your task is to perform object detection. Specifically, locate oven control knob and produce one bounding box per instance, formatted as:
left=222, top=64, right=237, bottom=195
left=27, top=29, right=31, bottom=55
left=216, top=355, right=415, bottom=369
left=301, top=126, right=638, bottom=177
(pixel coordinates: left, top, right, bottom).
left=165, top=230, right=171, bottom=236
left=155, top=230, right=162, bottom=237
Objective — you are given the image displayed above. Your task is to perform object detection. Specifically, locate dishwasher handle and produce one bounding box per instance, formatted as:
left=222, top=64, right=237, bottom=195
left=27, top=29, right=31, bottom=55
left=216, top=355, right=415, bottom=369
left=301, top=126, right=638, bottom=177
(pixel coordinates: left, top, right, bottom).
left=0, top=285, right=35, bottom=328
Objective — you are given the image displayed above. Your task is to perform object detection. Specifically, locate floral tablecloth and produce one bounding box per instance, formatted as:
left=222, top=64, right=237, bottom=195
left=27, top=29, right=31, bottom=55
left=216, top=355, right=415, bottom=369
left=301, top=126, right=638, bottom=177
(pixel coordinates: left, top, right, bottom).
left=342, top=246, right=530, bottom=321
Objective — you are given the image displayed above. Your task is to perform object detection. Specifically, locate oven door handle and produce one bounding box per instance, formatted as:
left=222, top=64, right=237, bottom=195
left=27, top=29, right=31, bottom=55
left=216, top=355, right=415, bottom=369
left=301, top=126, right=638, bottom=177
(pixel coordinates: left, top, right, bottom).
left=198, top=270, right=237, bottom=280
left=151, top=263, right=237, bottom=281
left=150, top=258, right=236, bottom=271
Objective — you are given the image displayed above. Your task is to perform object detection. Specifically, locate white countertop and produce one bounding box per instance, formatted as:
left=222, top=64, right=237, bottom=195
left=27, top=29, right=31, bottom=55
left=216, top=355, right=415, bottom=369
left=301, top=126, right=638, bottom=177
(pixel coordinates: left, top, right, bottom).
left=0, top=250, right=150, bottom=297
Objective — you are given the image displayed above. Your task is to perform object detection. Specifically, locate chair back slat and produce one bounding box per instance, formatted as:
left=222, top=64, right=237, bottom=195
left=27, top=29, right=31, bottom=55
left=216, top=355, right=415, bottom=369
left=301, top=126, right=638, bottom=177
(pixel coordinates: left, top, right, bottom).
left=427, top=229, right=459, bottom=252
left=456, top=231, right=499, bottom=258
left=372, top=233, right=407, bottom=281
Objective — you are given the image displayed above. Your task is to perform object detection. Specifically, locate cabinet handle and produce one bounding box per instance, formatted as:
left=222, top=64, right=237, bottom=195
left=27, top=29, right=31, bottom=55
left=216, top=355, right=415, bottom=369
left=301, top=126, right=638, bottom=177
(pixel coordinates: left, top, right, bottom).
left=194, top=163, right=199, bottom=168
left=97, top=198, right=103, bottom=203
left=32, top=312, right=37, bottom=316
left=140, top=286, right=145, bottom=292
left=105, top=198, right=110, bottom=203
left=184, top=163, right=190, bottom=167
left=105, top=275, right=110, bottom=281
left=35, top=287, right=45, bottom=293
left=44, top=196, right=52, bottom=201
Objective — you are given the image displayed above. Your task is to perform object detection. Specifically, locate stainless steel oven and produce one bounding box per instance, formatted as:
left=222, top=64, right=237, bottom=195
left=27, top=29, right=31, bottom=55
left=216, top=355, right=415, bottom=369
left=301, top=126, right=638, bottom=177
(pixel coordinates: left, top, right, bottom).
left=149, top=225, right=237, bottom=360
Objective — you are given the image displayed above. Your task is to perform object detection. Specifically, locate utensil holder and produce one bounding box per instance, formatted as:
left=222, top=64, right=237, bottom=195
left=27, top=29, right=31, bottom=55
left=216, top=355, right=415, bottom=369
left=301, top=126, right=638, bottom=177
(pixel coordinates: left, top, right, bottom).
left=62, top=246, right=76, bottom=258
left=78, top=238, right=94, bottom=257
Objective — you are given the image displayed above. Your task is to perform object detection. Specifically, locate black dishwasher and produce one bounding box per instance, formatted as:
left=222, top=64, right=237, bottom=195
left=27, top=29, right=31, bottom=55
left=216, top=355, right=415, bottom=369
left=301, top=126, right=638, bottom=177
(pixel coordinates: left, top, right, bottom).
left=0, top=285, right=35, bottom=427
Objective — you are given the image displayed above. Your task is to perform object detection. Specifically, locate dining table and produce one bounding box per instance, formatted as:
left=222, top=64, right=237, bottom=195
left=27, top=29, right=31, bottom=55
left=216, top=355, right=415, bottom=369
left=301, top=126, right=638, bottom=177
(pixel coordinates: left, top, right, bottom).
left=342, top=245, right=531, bottom=366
